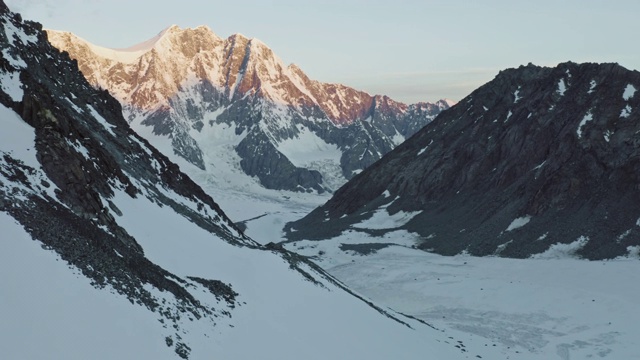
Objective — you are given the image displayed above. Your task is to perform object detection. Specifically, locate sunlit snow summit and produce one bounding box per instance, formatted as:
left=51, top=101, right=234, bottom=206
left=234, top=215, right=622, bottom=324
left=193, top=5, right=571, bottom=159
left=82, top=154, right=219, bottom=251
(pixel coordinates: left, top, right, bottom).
left=47, top=25, right=452, bottom=193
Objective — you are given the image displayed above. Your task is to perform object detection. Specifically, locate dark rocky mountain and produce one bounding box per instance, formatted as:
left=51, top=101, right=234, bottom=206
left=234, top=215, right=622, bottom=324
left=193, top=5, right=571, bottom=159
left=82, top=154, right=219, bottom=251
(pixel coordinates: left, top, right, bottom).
left=46, top=27, right=451, bottom=193
left=287, top=62, right=640, bottom=260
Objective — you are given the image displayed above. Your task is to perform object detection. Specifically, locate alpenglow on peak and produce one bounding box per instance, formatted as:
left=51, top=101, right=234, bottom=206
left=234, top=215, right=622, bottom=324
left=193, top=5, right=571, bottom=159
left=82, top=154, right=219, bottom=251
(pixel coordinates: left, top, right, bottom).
left=47, top=24, right=450, bottom=193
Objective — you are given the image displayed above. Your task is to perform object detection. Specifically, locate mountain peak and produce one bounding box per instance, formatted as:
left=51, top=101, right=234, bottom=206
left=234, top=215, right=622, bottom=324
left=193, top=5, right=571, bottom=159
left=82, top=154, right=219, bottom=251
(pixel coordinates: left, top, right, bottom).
left=248, top=36, right=269, bottom=50
left=165, top=23, right=181, bottom=32
left=228, top=32, right=248, bottom=40
left=117, top=25, right=177, bottom=53
left=47, top=25, right=226, bottom=65
left=47, top=22, right=451, bottom=194
left=441, top=98, right=457, bottom=107
left=133, top=24, right=223, bottom=52
left=48, top=25, right=449, bottom=123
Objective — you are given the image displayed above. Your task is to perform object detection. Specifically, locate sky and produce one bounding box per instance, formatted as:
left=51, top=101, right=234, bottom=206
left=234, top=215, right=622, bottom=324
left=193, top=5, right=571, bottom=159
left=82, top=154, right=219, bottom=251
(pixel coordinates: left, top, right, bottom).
left=5, top=0, right=640, bottom=103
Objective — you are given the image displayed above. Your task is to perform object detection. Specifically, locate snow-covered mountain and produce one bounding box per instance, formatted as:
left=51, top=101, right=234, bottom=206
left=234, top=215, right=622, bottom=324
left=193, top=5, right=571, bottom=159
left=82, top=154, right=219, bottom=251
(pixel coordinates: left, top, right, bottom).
left=0, top=3, right=489, bottom=359
left=287, top=62, right=640, bottom=259
left=46, top=26, right=451, bottom=193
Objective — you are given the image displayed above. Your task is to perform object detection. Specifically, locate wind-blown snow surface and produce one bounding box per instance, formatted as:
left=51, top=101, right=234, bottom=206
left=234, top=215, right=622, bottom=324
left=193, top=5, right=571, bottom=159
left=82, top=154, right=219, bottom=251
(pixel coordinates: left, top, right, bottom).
left=287, top=236, right=640, bottom=360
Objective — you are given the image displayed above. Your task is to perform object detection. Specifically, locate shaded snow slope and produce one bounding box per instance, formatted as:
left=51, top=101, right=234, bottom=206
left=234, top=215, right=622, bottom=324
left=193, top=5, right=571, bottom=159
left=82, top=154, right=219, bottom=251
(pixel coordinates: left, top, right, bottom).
left=0, top=212, right=170, bottom=359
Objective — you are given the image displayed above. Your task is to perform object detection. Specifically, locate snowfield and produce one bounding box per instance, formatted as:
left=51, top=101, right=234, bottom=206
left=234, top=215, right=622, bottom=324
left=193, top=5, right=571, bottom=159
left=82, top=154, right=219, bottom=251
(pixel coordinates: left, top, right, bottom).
left=287, top=232, right=640, bottom=360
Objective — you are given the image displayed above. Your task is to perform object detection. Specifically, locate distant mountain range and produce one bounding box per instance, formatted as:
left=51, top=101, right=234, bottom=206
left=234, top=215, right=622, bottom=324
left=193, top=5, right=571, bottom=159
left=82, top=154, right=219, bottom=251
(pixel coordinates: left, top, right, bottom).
left=287, top=62, right=640, bottom=260
left=47, top=26, right=451, bottom=193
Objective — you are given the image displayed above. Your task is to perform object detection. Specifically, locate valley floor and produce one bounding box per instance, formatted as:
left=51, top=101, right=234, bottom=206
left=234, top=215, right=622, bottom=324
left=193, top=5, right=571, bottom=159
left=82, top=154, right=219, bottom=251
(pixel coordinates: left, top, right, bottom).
left=320, top=246, right=640, bottom=360
left=159, top=150, right=640, bottom=359
left=226, top=188, right=640, bottom=360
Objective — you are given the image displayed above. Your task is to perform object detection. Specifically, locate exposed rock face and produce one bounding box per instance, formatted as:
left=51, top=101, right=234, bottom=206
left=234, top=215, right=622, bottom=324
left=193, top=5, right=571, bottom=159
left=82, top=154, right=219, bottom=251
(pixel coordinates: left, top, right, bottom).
left=287, top=62, right=640, bottom=260
left=46, top=27, right=450, bottom=192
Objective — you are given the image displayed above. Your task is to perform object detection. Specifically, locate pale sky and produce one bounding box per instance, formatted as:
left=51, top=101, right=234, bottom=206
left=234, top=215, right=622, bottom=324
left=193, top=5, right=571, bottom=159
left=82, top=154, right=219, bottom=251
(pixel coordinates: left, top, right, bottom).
left=5, top=0, right=640, bottom=103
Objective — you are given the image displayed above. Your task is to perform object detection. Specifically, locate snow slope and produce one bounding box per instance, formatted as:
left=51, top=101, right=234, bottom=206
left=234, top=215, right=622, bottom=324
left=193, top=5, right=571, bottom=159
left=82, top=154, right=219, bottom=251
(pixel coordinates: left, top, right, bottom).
left=0, top=212, right=170, bottom=359
left=0, top=146, right=477, bottom=360
left=104, top=189, right=461, bottom=359
left=128, top=107, right=334, bottom=243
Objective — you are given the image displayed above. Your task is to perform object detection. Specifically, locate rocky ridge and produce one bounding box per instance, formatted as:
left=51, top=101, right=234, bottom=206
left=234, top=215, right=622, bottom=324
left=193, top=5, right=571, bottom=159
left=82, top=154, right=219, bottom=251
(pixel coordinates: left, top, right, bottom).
left=47, top=27, right=451, bottom=192
left=287, top=62, right=640, bottom=260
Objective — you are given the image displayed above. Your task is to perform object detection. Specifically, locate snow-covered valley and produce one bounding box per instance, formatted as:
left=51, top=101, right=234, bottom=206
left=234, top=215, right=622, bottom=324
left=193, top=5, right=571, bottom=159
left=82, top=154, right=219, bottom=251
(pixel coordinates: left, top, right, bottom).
left=139, top=171, right=640, bottom=360
left=291, top=235, right=640, bottom=360
left=171, top=164, right=640, bottom=360
left=121, top=99, right=640, bottom=359
left=2, top=1, right=640, bottom=359
left=6, top=148, right=638, bottom=360
left=0, top=98, right=474, bottom=359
